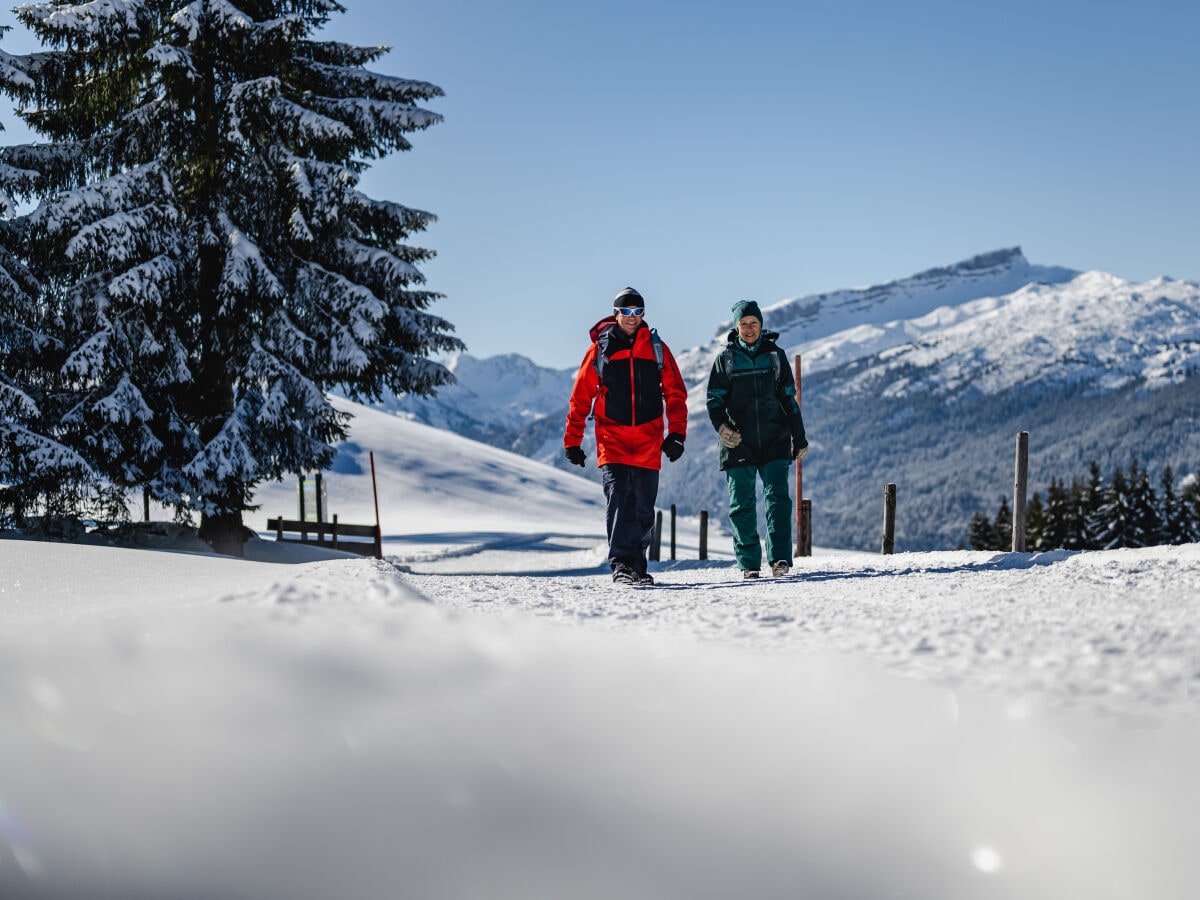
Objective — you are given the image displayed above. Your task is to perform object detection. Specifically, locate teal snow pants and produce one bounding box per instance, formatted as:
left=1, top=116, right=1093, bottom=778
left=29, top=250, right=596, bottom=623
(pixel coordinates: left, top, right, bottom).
left=725, top=458, right=792, bottom=571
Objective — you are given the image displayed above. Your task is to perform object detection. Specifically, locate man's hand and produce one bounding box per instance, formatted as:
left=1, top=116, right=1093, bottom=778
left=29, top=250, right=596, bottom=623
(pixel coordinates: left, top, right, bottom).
left=792, top=440, right=809, bottom=461
left=718, top=424, right=742, bottom=449
left=565, top=446, right=586, bottom=467
left=662, top=433, right=685, bottom=462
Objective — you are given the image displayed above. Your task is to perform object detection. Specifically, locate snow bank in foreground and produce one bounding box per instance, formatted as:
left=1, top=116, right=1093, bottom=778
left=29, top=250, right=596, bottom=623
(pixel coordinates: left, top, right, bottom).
left=1, top=540, right=1197, bottom=899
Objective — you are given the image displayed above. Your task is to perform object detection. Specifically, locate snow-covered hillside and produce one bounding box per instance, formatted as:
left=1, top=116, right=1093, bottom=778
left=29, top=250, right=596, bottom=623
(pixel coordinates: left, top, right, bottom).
left=670, top=246, right=1079, bottom=379
left=250, top=395, right=608, bottom=561
left=804, top=271, right=1200, bottom=397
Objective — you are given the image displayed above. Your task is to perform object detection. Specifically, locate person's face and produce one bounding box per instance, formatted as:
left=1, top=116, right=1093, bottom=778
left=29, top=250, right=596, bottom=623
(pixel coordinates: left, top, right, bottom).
left=737, top=316, right=762, bottom=343
left=614, top=305, right=644, bottom=336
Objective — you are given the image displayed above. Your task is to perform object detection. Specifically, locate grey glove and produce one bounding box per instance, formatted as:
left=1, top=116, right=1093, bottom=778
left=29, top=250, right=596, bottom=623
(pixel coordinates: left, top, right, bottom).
left=793, top=440, right=809, bottom=461
left=718, top=423, right=742, bottom=449
left=565, top=446, right=586, bottom=467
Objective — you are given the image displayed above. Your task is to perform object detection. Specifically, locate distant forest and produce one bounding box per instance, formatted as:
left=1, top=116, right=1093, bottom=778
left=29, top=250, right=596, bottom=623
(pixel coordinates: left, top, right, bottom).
left=967, top=460, right=1200, bottom=551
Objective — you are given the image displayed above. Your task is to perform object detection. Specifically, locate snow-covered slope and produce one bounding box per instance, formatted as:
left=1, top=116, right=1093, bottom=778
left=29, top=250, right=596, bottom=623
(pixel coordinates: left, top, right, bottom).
left=671, top=246, right=1079, bottom=379
left=250, top=395, right=608, bottom=561
left=806, top=271, right=1200, bottom=397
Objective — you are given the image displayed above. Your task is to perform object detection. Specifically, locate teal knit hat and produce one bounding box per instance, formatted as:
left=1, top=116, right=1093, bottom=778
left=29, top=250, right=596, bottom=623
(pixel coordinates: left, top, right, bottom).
left=731, top=300, right=763, bottom=325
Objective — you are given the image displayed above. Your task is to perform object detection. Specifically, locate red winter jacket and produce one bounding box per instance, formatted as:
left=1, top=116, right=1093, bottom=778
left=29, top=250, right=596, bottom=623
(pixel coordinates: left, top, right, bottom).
left=564, top=318, right=689, bottom=470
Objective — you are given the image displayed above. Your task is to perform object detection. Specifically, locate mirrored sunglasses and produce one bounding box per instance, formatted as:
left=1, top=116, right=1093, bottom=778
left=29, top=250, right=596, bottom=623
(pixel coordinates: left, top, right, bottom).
left=614, top=306, right=645, bottom=317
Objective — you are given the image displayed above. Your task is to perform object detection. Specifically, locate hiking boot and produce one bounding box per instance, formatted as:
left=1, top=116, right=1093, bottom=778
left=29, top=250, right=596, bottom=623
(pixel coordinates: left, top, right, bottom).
left=612, top=564, right=637, bottom=585
left=742, top=569, right=760, bottom=580
left=633, top=571, right=655, bottom=586
left=770, top=560, right=791, bottom=578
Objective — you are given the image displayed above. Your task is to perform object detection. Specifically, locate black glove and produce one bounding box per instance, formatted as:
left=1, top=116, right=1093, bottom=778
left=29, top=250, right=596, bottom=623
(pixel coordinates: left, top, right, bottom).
left=565, top=446, right=586, bottom=467
left=662, top=433, right=685, bottom=462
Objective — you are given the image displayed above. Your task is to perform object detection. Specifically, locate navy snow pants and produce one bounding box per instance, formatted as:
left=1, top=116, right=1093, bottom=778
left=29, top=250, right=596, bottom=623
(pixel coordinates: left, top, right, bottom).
left=601, top=463, right=659, bottom=575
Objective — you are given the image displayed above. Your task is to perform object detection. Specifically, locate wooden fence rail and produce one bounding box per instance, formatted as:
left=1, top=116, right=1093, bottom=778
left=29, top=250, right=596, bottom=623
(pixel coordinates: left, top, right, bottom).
left=266, top=515, right=382, bottom=559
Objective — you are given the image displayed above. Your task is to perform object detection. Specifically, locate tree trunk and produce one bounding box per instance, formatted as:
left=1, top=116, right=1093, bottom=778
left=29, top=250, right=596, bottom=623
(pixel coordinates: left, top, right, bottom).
left=200, top=510, right=246, bottom=557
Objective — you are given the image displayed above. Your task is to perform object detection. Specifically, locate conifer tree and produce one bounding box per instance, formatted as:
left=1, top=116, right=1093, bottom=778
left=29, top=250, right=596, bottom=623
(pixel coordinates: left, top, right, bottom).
left=1158, top=465, right=1189, bottom=545
left=1126, top=459, right=1159, bottom=547
left=0, top=36, right=95, bottom=525
left=1181, top=474, right=1200, bottom=544
left=1079, top=461, right=1106, bottom=550
left=967, top=510, right=993, bottom=551
left=1025, top=490, right=1046, bottom=551
left=1098, top=464, right=1135, bottom=550
left=1042, top=476, right=1071, bottom=550
left=0, top=2, right=462, bottom=553
left=991, top=495, right=1012, bottom=551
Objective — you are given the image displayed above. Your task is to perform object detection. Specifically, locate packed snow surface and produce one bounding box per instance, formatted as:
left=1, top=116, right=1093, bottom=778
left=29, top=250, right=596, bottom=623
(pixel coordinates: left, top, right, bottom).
left=2, top=395, right=1198, bottom=899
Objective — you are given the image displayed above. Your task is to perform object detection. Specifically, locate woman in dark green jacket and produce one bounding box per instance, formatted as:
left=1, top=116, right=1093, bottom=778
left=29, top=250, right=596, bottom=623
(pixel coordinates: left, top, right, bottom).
left=706, top=300, right=808, bottom=579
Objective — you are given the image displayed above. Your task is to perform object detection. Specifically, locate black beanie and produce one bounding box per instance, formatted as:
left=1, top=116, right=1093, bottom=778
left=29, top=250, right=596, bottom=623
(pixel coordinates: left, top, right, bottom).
left=613, top=287, right=644, bottom=307
left=731, top=299, right=763, bottom=325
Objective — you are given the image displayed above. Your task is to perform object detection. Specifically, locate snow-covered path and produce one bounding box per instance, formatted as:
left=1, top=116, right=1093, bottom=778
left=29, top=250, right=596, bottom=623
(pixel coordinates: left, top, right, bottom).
left=403, top=535, right=1200, bottom=722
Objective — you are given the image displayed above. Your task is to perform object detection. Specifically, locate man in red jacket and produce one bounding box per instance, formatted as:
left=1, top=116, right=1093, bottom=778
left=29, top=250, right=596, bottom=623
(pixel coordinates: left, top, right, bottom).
left=564, top=287, right=689, bottom=585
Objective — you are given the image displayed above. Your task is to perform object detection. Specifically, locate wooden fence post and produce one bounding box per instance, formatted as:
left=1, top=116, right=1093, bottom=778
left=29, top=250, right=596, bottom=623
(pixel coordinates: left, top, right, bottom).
left=670, top=504, right=677, bottom=561
left=1013, top=431, right=1029, bottom=552
left=314, top=471, right=325, bottom=528
left=801, top=499, right=812, bottom=557
left=699, top=510, right=708, bottom=560
left=882, top=483, right=897, bottom=555
left=650, top=511, right=662, bottom=562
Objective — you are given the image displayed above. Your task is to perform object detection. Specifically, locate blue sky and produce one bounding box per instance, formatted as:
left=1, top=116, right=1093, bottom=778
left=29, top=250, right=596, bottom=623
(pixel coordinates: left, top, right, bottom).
left=3, top=0, right=1197, bottom=369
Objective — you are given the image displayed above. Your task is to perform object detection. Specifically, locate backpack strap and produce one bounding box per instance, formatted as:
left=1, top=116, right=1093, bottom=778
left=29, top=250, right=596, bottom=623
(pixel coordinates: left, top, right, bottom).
left=649, top=328, right=664, bottom=370
left=722, top=343, right=783, bottom=388
left=595, top=328, right=664, bottom=377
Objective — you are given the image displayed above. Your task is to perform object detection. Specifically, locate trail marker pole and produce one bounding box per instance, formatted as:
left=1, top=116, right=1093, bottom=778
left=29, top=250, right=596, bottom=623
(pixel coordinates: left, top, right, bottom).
left=670, top=504, right=677, bottom=561
left=1013, top=432, right=1029, bottom=552
left=370, top=451, right=383, bottom=558
left=794, top=355, right=809, bottom=557
left=882, top=483, right=897, bottom=555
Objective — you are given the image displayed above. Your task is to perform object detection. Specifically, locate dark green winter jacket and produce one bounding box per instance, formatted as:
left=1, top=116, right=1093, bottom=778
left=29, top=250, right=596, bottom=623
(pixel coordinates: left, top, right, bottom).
left=706, top=330, right=807, bottom=470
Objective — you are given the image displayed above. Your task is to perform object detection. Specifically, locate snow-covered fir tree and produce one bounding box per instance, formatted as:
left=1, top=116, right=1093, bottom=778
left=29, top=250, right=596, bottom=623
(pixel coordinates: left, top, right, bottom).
left=0, top=1, right=462, bottom=553
left=1024, top=490, right=1046, bottom=551
left=1078, top=461, right=1107, bottom=550
left=1126, top=460, right=1160, bottom=548
left=991, top=495, right=1012, bottom=551
left=1041, top=476, right=1072, bottom=550
left=0, top=28, right=95, bottom=524
left=1157, top=465, right=1189, bottom=545
left=966, top=509, right=993, bottom=551
left=1098, top=466, right=1136, bottom=550
left=1183, top=474, right=1200, bottom=544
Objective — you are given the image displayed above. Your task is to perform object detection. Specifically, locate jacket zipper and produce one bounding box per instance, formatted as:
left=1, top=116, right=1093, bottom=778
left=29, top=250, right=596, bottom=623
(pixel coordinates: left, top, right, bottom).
left=629, top=351, right=637, bottom=427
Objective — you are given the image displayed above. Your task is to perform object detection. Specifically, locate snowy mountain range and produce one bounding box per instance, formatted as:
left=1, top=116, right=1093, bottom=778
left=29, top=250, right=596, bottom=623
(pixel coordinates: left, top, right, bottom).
left=374, top=248, right=1200, bottom=550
